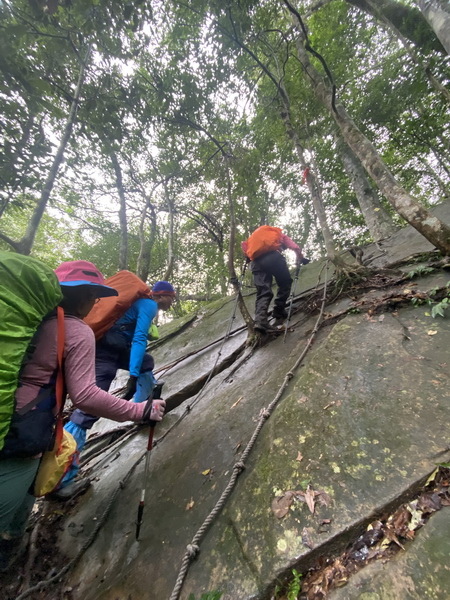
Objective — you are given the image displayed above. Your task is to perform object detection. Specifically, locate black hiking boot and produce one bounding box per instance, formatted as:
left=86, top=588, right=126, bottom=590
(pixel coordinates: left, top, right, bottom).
left=254, top=321, right=280, bottom=334
left=272, top=316, right=286, bottom=327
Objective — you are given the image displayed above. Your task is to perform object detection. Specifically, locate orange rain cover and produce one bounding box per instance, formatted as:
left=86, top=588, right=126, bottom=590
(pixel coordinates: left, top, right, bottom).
left=245, top=225, right=282, bottom=260
left=84, top=270, right=152, bottom=340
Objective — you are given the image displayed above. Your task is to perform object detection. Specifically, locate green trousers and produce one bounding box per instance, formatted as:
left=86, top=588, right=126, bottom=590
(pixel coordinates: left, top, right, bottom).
left=0, top=456, right=40, bottom=538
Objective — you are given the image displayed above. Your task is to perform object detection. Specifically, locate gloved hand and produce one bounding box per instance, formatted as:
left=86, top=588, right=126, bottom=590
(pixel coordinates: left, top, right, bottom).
left=123, top=375, right=138, bottom=400
left=142, top=398, right=166, bottom=423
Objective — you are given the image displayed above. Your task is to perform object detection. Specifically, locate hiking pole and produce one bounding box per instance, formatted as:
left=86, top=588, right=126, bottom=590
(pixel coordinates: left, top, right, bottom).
left=283, top=264, right=301, bottom=344
left=135, top=380, right=164, bottom=541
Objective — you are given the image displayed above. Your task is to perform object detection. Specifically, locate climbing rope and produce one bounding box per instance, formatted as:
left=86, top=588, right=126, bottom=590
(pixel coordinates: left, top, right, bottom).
left=149, top=264, right=249, bottom=446
left=169, top=262, right=330, bottom=600
left=283, top=264, right=301, bottom=343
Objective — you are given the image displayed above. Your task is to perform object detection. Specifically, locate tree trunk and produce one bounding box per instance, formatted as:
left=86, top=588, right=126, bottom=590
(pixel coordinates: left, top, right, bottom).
left=285, top=1, right=450, bottom=254
left=277, top=80, right=337, bottom=260
left=345, top=0, right=446, bottom=53
left=162, top=183, right=175, bottom=283
left=224, top=155, right=253, bottom=329
left=109, top=149, right=128, bottom=271
left=136, top=197, right=157, bottom=283
left=9, top=46, right=90, bottom=255
left=224, top=27, right=339, bottom=262
left=417, top=0, right=450, bottom=55
left=336, top=134, right=397, bottom=241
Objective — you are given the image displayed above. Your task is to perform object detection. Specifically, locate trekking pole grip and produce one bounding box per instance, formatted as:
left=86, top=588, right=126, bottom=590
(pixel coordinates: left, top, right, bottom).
left=149, top=381, right=164, bottom=428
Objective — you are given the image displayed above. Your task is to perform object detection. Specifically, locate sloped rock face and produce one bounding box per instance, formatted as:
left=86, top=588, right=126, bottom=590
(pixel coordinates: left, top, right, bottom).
left=7, top=204, right=450, bottom=600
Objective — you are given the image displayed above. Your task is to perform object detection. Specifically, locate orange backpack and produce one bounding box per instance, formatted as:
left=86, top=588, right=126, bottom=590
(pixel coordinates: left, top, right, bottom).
left=245, top=226, right=282, bottom=260
left=84, top=270, right=152, bottom=340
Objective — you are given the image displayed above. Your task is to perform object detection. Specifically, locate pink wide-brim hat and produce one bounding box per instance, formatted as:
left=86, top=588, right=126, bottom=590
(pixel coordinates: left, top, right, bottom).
left=54, top=260, right=118, bottom=298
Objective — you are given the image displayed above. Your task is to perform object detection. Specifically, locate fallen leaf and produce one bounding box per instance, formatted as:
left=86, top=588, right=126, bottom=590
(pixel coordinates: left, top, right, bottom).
left=427, top=330, right=438, bottom=336
left=185, top=498, right=195, bottom=510
left=271, top=491, right=296, bottom=519
left=296, top=452, right=303, bottom=462
left=201, top=469, right=211, bottom=476
left=305, top=485, right=316, bottom=514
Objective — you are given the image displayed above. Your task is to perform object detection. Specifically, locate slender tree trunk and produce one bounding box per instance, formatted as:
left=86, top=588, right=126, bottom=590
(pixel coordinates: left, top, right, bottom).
left=136, top=198, right=157, bottom=282
left=277, top=80, right=337, bottom=260
left=224, top=25, right=339, bottom=262
left=336, top=134, right=397, bottom=241
left=162, top=183, right=175, bottom=283
left=109, top=149, right=128, bottom=271
left=417, top=0, right=450, bottom=55
left=224, top=155, right=253, bottom=329
left=10, top=46, right=91, bottom=255
left=284, top=1, right=450, bottom=254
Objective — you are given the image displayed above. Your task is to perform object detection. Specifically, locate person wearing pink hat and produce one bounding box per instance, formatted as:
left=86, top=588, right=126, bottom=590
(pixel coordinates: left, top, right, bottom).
left=56, top=278, right=176, bottom=498
left=0, top=260, right=165, bottom=568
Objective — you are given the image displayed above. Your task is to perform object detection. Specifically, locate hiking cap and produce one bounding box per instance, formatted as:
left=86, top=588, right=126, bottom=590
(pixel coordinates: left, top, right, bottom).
left=54, top=260, right=118, bottom=298
left=151, top=281, right=176, bottom=296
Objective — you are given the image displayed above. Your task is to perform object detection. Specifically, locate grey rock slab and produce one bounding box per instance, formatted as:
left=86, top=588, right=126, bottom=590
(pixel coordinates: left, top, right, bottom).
left=181, top=305, right=450, bottom=599
left=361, top=201, right=450, bottom=269
left=61, top=298, right=450, bottom=600
left=329, top=507, right=450, bottom=600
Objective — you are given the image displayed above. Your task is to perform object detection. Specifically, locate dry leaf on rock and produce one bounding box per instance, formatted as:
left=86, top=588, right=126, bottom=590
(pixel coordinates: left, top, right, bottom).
left=296, top=452, right=303, bottom=462
left=185, top=498, right=195, bottom=510
left=305, top=486, right=316, bottom=514
left=271, top=491, right=296, bottom=519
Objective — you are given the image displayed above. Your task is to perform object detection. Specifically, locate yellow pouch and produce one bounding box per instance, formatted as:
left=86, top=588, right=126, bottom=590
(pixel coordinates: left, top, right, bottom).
left=33, top=429, right=78, bottom=497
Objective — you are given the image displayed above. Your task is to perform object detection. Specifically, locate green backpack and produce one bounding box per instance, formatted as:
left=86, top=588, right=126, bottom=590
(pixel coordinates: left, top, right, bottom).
left=0, top=251, right=62, bottom=452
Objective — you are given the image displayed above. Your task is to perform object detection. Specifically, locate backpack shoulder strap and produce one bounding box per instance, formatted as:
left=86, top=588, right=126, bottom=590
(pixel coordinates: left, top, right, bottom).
left=53, top=306, right=66, bottom=450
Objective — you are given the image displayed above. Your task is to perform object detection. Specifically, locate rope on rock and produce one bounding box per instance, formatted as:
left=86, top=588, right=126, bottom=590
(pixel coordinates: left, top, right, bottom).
left=150, top=268, right=247, bottom=446
left=169, top=263, right=330, bottom=600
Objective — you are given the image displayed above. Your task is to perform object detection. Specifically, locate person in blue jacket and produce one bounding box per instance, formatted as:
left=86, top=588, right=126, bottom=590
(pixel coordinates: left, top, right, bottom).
left=56, top=280, right=175, bottom=499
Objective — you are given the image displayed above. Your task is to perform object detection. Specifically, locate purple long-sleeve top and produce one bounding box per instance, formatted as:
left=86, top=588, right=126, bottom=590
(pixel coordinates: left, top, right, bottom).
left=15, top=315, right=145, bottom=422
